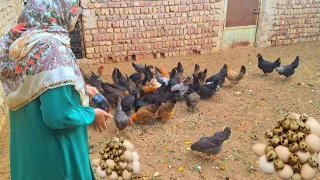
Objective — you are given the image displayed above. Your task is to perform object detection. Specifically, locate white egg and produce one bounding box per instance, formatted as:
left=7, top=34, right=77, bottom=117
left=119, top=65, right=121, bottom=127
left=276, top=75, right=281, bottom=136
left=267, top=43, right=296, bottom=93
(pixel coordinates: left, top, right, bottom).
left=306, top=118, right=320, bottom=137
left=108, top=171, right=118, bottom=180
left=106, top=159, right=115, bottom=169
left=305, top=134, right=320, bottom=153
left=95, top=166, right=107, bottom=178
left=119, top=161, right=128, bottom=169
left=132, top=160, right=141, bottom=175
left=295, top=151, right=311, bottom=164
left=301, top=163, right=317, bottom=180
left=317, top=153, right=320, bottom=171
left=277, top=164, right=293, bottom=180
left=252, top=143, right=266, bottom=157
left=124, top=150, right=133, bottom=162
left=123, top=140, right=135, bottom=151
left=258, top=156, right=276, bottom=175
left=122, top=169, right=132, bottom=180
left=132, top=151, right=140, bottom=161
left=275, top=145, right=290, bottom=163
left=92, top=166, right=97, bottom=171
left=91, top=158, right=100, bottom=167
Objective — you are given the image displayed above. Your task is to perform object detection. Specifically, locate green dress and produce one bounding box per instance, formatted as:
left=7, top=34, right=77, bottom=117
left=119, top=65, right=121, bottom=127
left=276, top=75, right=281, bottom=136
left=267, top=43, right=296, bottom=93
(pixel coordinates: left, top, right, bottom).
left=9, top=85, right=96, bottom=180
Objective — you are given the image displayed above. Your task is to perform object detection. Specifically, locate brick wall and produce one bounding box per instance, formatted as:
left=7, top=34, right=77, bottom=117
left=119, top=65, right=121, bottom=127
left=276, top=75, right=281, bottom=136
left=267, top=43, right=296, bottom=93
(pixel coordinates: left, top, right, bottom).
left=0, top=0, right=23, bottom=132
left=80, top=0, right=225, bottom=64
left=256, top=0, right=320, bottom=47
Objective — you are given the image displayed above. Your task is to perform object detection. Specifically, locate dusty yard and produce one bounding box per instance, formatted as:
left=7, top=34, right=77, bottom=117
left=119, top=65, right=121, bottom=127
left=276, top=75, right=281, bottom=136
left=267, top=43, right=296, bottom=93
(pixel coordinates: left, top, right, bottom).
left=1, top=41, right=320, bottom=180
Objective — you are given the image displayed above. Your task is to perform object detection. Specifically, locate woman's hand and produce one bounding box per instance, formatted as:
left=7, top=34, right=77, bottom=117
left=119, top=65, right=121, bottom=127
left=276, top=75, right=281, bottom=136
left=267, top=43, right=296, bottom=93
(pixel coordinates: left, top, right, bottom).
left=92, top=108, right=113, bottom=133
left=86, top=84, right=99, bottom=98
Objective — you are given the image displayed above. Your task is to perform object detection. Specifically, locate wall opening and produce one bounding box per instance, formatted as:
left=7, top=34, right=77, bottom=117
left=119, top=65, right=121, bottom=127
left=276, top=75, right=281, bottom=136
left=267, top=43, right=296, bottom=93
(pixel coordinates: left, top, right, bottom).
left=69, top=15, right=84, bottom=59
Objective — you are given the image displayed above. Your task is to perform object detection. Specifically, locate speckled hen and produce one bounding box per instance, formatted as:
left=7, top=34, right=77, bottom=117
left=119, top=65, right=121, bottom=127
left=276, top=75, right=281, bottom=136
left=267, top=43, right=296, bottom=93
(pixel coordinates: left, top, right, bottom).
left=191, top=127, right=231, bottom=159
left=114, top=97, right=130, bottom=136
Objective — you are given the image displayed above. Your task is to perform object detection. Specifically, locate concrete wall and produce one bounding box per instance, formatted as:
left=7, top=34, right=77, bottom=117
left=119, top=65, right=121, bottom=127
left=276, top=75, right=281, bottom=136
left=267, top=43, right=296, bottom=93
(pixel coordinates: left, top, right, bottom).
left=256, top=0, right=320, bottom=47
left=80, top=0, right=225, bottom=64
left=0, top=0, right=23, bottom=132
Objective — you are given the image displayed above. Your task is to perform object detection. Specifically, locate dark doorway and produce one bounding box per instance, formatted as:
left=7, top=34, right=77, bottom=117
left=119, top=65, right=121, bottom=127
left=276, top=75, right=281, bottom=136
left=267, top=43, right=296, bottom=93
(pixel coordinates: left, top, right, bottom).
left=69, top=16, right=84, bottom=59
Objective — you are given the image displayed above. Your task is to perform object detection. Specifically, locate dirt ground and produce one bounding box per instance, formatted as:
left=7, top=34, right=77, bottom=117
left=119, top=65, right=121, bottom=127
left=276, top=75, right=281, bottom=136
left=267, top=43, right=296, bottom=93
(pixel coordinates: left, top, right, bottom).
left=1, top=41, right=320, bottom=180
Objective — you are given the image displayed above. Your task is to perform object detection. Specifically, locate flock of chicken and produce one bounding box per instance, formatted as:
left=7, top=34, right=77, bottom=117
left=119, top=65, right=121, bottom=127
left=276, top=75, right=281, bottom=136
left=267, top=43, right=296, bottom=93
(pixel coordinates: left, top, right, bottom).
left=80, top=53, right=300, bottom=157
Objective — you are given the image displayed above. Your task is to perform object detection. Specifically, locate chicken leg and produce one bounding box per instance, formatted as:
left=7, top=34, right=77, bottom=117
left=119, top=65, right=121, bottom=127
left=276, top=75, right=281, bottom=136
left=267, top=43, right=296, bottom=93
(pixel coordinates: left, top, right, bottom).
left=114, top=129, right=120, bottom=137
left=200, top=154, right=218, bottom=162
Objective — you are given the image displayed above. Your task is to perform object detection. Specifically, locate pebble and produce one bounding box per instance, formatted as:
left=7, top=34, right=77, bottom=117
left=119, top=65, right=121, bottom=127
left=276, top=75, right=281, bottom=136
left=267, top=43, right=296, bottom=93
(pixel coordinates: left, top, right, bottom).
left=301, top=163, right=317, bottom=180
left=252, top=143, right=266, bottom=157
left=258, top=156, right=276, bottom=175
left=277, top=164, right=293, bottom=180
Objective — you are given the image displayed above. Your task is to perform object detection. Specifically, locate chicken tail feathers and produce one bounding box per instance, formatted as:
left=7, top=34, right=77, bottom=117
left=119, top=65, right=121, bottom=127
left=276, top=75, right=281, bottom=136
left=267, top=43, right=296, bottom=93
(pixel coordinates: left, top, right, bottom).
left=273, top=58, right=281, bottom=68
left=291, top=56, right=300, bottom=69
left=177, top=62, right=184, bottom=73
left=240, top=65, right=246, bottom=74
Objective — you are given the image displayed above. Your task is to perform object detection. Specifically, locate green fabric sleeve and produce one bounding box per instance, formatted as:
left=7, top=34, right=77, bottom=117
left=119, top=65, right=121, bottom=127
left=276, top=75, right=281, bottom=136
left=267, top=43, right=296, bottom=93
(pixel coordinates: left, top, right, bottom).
left=39, top=85, right=95, bottom=129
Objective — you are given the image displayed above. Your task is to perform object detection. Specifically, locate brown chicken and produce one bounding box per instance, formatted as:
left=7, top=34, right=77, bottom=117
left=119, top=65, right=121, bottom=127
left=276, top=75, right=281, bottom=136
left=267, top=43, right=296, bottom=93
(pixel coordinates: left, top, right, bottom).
left=140, top=85, right=157, bottom=95
left=129, top=103, right=161, bottom=124
left=226, top=65, right=246, bottom=85
left=97, top=65, right=104, bottom=77
left=157, top=100, right=177, bottom=121
left=155, top=66, right=170, bottom=79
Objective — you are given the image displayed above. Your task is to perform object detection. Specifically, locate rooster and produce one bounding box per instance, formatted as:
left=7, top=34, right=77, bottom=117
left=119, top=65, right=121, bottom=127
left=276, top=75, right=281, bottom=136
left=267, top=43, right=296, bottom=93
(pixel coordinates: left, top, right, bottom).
left=257, top=54, right=281, bottom=76
left=226, top=65, right=246, bottom=85
left=275, top=56, right=300, bottom=78
left=97, top=65, right=104, bottom=77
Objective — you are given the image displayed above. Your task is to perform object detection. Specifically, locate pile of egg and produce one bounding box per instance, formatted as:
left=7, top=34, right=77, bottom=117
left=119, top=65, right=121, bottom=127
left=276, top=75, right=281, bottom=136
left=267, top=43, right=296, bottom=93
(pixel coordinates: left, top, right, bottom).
left=91, top=137, right=141, bottom=180
left=252, top=112, right=320, bottom=180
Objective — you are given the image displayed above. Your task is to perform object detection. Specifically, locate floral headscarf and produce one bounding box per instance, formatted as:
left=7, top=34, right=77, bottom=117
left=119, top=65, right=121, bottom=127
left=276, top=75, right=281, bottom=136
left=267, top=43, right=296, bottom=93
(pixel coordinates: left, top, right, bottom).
left=0, top=0, right=89, bottom=111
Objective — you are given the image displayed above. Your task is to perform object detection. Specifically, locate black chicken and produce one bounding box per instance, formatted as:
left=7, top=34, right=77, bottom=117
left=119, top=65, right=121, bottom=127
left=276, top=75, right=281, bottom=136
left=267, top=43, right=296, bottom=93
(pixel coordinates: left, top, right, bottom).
left=121, top=89, right=139, bottom=115
left=198, top=80, right=222, bottom=99
left=205, top=64, right=228, bottom=85
left=257, top=54, right=281, bottom=75
left=191, top=127, right=231, bottom=159
left=275, top=56, right=300, bottom=78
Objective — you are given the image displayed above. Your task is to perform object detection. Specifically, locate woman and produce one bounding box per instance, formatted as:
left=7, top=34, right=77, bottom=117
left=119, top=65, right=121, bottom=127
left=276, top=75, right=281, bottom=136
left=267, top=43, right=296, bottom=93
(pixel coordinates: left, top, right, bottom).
left=0, top=0, right=112, bottom=179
